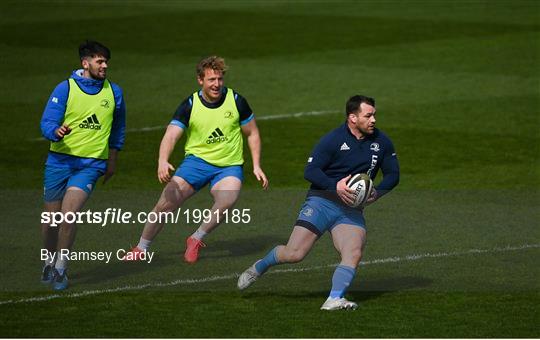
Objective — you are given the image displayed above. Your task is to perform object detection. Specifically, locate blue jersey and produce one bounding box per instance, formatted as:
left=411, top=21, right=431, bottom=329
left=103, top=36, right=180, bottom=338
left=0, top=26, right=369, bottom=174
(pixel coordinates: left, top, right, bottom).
left=40, top=69, right=126, bottom=170
left=305, top=123, right=399, bottom=204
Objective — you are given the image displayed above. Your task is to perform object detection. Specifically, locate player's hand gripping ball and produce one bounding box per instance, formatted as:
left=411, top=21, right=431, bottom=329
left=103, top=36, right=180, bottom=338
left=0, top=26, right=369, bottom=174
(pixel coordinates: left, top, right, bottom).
left=346, top=173, right=374, bottom=208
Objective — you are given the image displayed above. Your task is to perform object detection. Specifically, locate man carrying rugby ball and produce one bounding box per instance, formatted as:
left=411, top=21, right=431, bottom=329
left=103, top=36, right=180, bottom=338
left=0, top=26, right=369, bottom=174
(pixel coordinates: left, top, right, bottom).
left=237, top=95, right=400, bottom=310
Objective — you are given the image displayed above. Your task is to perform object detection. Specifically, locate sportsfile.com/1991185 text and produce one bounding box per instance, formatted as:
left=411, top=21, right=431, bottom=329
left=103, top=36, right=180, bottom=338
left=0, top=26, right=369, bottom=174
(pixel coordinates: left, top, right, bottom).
left=40, top=208, right=252, bottom=227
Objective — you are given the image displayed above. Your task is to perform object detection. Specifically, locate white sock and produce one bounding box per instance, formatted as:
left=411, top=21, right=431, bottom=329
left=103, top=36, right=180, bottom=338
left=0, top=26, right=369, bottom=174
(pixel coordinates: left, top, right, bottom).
left=44, top=252, right=56, bottom=266
left=137, top=237, right=152, bottom=251
left=191, top=227, right=208, bottom=241
left=54, top=258, right=67, bottom=275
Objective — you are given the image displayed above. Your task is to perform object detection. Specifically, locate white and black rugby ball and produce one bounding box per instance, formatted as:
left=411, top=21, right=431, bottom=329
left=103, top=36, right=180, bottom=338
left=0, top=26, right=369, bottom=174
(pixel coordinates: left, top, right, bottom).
left=346, top=173, right=373, bottom=208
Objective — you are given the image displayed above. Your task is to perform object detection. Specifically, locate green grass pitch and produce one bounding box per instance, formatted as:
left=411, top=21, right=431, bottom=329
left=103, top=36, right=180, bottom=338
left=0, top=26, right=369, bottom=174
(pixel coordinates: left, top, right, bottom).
left=0, top=0, right=539, bottom=337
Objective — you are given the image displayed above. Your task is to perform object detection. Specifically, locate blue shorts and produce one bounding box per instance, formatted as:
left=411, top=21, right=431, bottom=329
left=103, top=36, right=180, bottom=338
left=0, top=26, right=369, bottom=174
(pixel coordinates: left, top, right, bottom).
left=295, top=196, right=366, bottom=236
left=43, top=165, right=104, bottom=202
left=174, top=155, right=243, bottom=191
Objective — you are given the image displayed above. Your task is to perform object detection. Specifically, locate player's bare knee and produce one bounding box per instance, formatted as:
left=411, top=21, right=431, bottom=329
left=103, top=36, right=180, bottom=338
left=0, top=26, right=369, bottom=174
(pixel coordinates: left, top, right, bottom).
left=42, top=224, right=59, bottom=232
left=345, top=248, right=362, bottom=265
left=155, top=195, right=181, bottom=213
left=284, top=248, right=306, bottom=263
left=213, top=193, right=239, bottom=210
left=289, top=253, right=304, bottom=263
left=58, top=222, right=76, bottom=232
left=162, top=183, right=191, bottom=206
left=216, top=201, right=236, bottom=212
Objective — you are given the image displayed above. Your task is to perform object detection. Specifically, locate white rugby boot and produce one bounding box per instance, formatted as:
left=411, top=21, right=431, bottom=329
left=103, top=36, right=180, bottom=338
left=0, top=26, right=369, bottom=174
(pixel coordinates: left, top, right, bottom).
left=237, top=262, right=260, bottom=290
left=320, top=297, right=358, bottom=310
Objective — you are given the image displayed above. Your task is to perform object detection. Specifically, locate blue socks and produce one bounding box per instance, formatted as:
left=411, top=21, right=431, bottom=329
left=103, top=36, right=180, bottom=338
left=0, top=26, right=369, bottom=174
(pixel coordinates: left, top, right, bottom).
left=254, top=247, right=279, bottom=274
left=329, top=265, right=356, bottom=298
left=253, top=249, right=357, bottom=299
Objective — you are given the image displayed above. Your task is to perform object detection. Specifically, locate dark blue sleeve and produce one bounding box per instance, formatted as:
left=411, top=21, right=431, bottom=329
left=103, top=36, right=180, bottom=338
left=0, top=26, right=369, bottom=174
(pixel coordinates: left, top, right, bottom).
left=170, top=95, right=193, bottom=129
left=109, top=83, right=126, bottom=150
left=234, top=91, right=254, bottom=125
left=304, top=134, right=338, bottom=190
left=40, top=80, right=69, bottom=142
left=375, top=138, right=400, bottom=196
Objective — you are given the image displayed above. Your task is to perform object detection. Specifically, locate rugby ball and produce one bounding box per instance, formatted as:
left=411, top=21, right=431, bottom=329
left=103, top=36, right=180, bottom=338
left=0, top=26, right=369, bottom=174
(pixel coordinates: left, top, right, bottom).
left=346, top=173, right=373, bottom=208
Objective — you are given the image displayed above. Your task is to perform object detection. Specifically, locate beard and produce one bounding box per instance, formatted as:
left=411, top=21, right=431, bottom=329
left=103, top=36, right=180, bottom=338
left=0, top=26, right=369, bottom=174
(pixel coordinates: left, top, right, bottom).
left=88, top=67, right=106, bottom=80
left=359, top=126, right=375, bottom=135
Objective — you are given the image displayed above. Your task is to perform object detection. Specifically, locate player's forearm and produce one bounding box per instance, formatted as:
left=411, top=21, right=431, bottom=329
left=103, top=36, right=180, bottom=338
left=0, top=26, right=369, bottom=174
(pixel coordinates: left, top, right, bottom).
left=40, top=105, right=65, bottom=142
left=304, top=167, right=337, bottom=190
left=158, top=128, right=181, bottom=163
left=41, top=81, right=69, bottom=142
left=108, top=148, right=119, bottom=163
left=158, top=136, right=176, bottom=162
left=375, top=171, right=399, bottom=197
left=40, top=119, right=61, bottom=142
left=375, top=156, right=400, bottom=196
left=247, top=132, right=262, bottom=169
left=108, top=101, right=126, bottom=150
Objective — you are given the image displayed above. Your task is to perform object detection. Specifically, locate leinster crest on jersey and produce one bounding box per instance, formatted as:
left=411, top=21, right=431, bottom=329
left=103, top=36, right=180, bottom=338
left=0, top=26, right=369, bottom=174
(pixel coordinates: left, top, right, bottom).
left=370, top=142, right=380, bottom=152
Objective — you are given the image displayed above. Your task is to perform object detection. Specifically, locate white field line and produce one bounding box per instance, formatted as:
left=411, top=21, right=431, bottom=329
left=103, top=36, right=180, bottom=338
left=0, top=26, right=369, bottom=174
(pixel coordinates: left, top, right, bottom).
left=29, top=110, right=337, bottom=141
left=0, top=243, right=538, bottom=306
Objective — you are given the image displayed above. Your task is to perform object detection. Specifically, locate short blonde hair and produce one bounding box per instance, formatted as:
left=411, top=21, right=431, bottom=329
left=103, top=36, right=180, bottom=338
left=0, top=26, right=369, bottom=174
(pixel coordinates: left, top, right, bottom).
left=196, top=56, right=228, bottom=78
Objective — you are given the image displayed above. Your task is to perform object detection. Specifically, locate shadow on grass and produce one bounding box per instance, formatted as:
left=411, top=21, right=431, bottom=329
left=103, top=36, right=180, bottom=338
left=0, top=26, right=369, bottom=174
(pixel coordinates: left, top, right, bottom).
left=202, top=234, right=285, bottom=259
left=358, top=275, right=432, bottom=292
left=74, top=255, right=178, bottom=285
left=241, top=275, right=432, bottom=303
left=74, top=234, right=282, bottom=284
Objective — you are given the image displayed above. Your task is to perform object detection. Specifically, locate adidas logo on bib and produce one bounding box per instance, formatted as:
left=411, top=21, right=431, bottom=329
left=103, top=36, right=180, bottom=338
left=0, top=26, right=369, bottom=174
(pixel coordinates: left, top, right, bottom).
left=79, top=114, right=102, bottom=130
left=206, top=127, right=228, bottom=144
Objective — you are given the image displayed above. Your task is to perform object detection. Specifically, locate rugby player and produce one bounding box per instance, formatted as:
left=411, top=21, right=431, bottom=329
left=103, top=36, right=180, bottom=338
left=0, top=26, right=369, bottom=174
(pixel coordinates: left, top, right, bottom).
left=126, top=56, right=268, bottom=263
left=238, top=95, right=399, bottom=310
left=40, top=40, right=126, bottom=290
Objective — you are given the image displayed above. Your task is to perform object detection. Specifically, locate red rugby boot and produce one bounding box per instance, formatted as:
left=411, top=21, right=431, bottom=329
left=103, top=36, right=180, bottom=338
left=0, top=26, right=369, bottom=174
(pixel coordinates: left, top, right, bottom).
left=184, top=236, right=206, bottom=263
